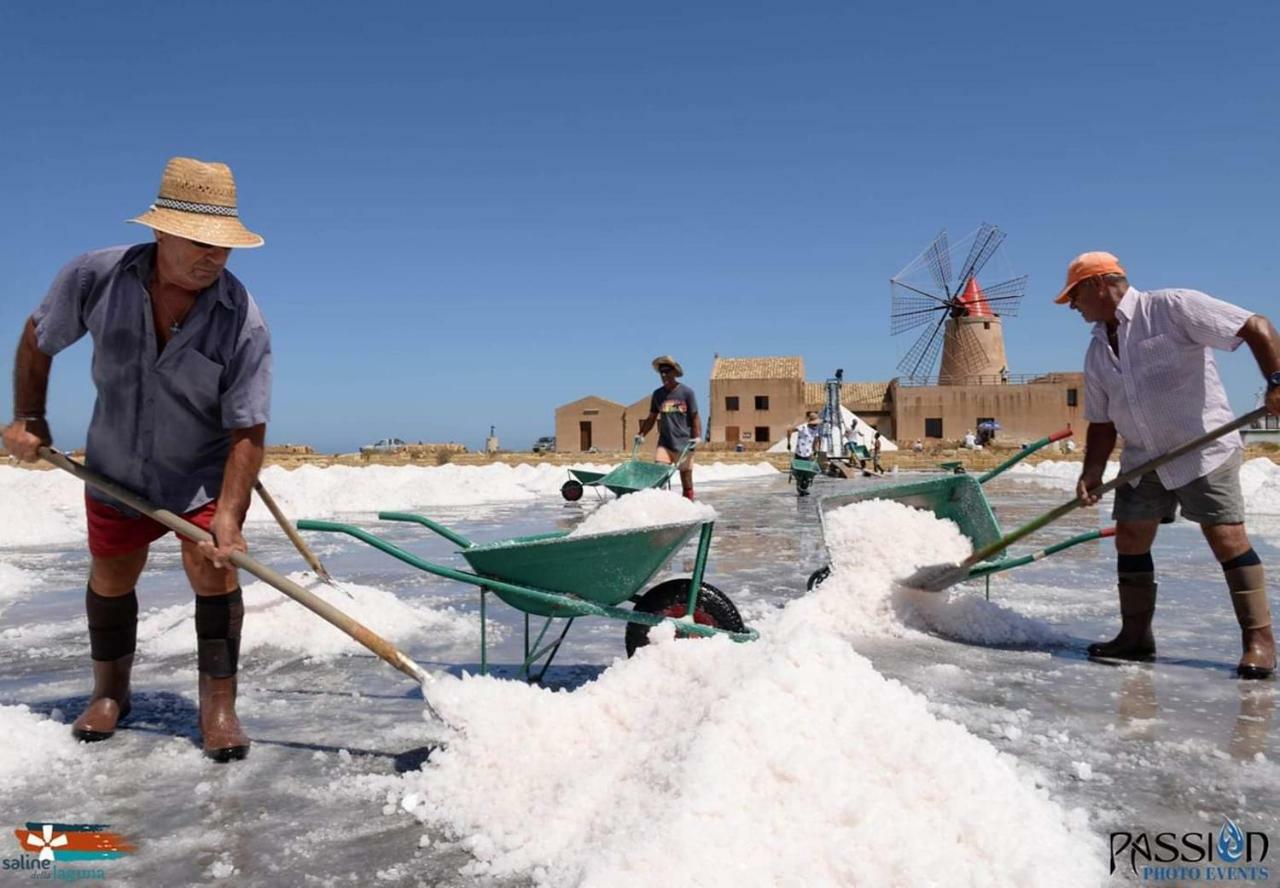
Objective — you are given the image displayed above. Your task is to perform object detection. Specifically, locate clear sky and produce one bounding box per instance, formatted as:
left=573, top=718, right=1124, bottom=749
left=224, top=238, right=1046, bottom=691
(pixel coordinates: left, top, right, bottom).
left=2, top=1, right=1277, bottom=452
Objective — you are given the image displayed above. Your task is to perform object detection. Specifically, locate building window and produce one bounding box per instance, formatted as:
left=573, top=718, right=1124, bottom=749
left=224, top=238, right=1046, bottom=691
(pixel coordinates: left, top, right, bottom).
left=925, top=418, right=943, bottom=439
left=754, top=395, right=769, bottom=410
left=725, top=396, right=739, bottom=411
left=583, top=409, right=600, bottom=415
left=754, top=426, right=770, bottom=443
left=1066, top=388, right=1078, bottom=407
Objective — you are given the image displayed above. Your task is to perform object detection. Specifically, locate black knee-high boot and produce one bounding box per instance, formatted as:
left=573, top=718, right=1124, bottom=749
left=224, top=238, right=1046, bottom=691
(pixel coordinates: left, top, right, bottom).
left=195, top=589, right=249, bottom=762
left=71, top=586, right=137, bottom=742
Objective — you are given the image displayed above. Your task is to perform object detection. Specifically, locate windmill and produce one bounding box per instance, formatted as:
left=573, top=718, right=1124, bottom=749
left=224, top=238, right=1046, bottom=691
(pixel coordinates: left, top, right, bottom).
left=890, top=224, right=1027, bottom=384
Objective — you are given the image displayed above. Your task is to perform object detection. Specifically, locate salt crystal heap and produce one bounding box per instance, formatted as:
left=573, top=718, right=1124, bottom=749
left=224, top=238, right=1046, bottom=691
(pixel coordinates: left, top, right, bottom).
left=568, top=489, right=717, bottom=538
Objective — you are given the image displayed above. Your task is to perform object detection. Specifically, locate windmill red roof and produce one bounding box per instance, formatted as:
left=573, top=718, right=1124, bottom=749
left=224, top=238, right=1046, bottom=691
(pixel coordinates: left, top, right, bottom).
left=959, top=277, right=994, bottom=317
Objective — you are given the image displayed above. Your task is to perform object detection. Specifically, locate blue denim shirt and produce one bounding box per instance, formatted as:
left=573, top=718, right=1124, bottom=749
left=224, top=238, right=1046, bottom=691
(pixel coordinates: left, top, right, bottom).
left=33, top=244, right=271, bottom=514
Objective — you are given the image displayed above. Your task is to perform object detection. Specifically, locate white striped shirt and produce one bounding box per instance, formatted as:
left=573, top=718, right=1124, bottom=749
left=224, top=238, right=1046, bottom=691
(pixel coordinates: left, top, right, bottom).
left=1083, top=287, right=1253, bottom=490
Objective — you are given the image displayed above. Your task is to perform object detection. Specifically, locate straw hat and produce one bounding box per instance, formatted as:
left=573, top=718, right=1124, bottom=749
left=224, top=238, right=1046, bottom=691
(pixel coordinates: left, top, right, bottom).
left=651, top=355, right=684, bottom=377
left=128, top=157, right=264, bottom=249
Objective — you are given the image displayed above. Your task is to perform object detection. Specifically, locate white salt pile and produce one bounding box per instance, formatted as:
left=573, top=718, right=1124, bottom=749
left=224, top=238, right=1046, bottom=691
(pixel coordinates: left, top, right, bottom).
left=0, top=466, right=86, bottom=547
left=0, top=704, right=83, bottom=791
left=136, top=572, right=479, bottom=660
left=567, top=489, right=717, bottom=538
left=373, top=499, right=1102, bottom=887
left=0, top=562, right=43, bottom=616
left=0, top=461, right=775, bottom=549
left=1240, top=457, right=1280, bottom=513
left=1012, top=456, right=1280, bottom=516
left=817, top=499, right=1070, bottom=646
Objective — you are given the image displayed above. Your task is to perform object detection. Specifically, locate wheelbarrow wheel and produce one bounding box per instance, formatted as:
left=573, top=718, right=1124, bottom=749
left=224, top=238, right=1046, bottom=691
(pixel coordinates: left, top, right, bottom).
left=561, top=479, right=584, bottom=502
left=806, top=564, right=830, bottom=590
left=625, top=579, right=745, bottom=657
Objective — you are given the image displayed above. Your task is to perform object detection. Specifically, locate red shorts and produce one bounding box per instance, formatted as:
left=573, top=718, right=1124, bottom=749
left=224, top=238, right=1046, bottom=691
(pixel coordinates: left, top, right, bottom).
left=85, top=493, right=219, bottom=559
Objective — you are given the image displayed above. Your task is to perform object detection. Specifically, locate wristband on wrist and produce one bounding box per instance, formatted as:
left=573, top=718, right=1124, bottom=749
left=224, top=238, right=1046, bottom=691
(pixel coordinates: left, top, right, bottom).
left=13, top=413, right=46, bottom=422
left=1266, top=370, right=1280, bottom=391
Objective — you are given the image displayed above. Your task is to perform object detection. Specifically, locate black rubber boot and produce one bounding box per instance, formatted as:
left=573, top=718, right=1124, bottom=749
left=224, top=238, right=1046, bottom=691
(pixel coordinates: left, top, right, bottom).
left=71, top=587, right=137, bottom=742
left=196, top=590, right=250, bottom=761
left=1088, top=580, right=1157, bottom=661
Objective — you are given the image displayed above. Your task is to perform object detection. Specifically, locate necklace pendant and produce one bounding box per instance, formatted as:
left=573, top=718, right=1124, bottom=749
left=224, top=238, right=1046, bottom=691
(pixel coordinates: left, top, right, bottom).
left=169, top=322, right=181, bottom=335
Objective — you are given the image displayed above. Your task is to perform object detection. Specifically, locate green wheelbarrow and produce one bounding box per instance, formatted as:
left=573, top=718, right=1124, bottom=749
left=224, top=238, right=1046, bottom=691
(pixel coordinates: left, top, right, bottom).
left=788, top=456, right=821, bottom=496
left=806, top=428, right=1114, bottom=598
left=297, top=511, right=757, bottom=682
left=560, top=438, right=694, bottom=502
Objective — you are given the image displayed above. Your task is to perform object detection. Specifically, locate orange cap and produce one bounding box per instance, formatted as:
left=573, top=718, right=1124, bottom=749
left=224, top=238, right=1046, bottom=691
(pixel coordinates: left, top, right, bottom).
left=1054, top=251, right=1126, bottom=304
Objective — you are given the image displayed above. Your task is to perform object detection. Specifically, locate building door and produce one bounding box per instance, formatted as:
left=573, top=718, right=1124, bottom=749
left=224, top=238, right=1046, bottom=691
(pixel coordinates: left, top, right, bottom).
left=579, top=421, right=592, bottom=451
left=725, top=425, right=740, bottom=444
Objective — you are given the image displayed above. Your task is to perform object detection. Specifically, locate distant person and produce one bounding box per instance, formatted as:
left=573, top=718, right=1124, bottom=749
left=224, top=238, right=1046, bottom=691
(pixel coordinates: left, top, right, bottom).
left=1, top=157, right=270, bottom=758
left=872, top=431, right=886, bottom=475
left=912, top=438, right=924, bottom=453
left=637, top=355, right=701, bottom=500
left=1061, top=250, right=1280, bottom=677
left=963, top=429, right=977, bottom=450
left=787, top=412, right=822, bottom=460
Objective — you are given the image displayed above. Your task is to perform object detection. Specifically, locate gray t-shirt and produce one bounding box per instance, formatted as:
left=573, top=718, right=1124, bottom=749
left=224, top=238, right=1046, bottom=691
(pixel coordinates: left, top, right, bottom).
left=33, top=244, right=272, bottom=514
left=650, top=383, right=698, bottom=451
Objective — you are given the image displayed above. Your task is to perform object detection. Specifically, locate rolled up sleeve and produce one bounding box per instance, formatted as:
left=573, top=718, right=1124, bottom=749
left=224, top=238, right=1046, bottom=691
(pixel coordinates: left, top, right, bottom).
left=220, top=301, right=272, bottom=429
left=31, top=257, right=90, bottom=356
left=1166, top=289, right=1255, bottom=351
left=1083, top=348, right=1110, bottom=424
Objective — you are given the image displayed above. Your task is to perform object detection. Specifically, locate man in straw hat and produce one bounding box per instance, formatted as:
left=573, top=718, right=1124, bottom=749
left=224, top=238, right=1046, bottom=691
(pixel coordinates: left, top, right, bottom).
left=2, top=157, right=271, bottom=759
left=637, top=355, right=701, bottom=500
left=1059, top=251, right=1280, bottom=677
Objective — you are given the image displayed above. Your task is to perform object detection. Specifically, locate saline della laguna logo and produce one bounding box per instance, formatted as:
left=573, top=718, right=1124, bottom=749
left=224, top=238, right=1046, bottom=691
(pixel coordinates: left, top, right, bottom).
left=5, top=822, right=135, bottom=880
left=1109, top=816, right=1269, bottom=882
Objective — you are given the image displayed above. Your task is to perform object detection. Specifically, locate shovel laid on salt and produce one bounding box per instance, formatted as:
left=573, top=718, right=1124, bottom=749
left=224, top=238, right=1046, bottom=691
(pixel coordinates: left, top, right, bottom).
left=900, top=407, right=1268, bottom=593
left=40, top=447, right=449, bottom=725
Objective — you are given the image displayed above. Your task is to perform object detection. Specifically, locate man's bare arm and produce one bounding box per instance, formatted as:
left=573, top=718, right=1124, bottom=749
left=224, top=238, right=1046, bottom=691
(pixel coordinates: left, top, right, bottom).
left=1077, top=421, right=1117, bottom=505
left=1238, top=314, right=1280, bottom=415
left=199, top=424, right=265, bottom=568
left=3, top=316, right=53, bottom=460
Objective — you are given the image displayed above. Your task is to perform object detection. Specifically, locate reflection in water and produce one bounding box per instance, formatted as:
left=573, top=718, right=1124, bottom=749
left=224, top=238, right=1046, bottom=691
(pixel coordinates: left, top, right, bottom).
left=1115, top=666, right=1158, bottom=740
left=1230, top=684, right=1277, bottom=762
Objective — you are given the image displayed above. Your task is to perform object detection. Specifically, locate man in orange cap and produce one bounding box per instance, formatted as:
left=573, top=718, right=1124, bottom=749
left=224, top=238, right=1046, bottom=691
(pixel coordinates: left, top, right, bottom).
left=1059, top=251, right=1280, bottom=677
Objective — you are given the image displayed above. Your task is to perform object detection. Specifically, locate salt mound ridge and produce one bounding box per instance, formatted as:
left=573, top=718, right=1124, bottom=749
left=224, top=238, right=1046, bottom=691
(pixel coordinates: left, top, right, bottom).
left=0, top=460, right=775, bottom=549
left=818, top=500, right=1072, bottom=646
left=388, top=502, right=1100, bottom=886
left=138, top=572, right=479, bottom=660
left=568, top=489, right=716, bottom=537
left=1012, top=456, right=1279, bottom=514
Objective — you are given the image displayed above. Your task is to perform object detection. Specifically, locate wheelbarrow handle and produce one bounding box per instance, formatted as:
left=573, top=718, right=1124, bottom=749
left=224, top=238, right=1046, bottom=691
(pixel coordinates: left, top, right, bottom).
left=40, top=448, right=443, bottom=713
left=377, top=511, right=474, bottom=548
left=967, top=407, right=1265, bottom=573
left=977, top=426, right=1073, bottom=484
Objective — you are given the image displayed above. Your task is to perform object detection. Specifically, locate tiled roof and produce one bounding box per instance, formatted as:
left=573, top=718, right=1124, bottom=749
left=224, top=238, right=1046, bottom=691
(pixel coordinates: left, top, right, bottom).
left=711, top=356, right=805, bottom=380
left=803, top=381, right=892, bottom=411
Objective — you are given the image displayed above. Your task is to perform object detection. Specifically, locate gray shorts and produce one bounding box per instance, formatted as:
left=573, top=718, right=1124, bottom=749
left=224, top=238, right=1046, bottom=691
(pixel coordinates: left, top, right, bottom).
left=1112, top=450, right=1245, bottom=525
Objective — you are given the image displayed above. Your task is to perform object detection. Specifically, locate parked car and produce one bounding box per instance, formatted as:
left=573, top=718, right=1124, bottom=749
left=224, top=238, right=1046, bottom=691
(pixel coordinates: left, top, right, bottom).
left=360, top=437, right=408, bottom=454
left=531, top=436, right=556, bottom=453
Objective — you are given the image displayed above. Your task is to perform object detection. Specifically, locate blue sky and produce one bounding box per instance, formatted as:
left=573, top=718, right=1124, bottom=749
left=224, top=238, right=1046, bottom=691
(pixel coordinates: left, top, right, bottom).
left=2, top=1, right=1277, bottom=452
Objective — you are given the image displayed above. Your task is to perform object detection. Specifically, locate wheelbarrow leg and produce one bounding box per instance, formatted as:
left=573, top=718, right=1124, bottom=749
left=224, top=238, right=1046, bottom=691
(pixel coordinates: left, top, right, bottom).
left=480, top=586, right=488, bottom=676
left=529, top=619, right=575, bottom=684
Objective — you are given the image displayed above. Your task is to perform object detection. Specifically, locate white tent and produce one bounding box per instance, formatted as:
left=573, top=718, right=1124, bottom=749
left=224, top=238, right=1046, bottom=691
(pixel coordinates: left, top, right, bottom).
left=767, top=406, right=898, bottom=454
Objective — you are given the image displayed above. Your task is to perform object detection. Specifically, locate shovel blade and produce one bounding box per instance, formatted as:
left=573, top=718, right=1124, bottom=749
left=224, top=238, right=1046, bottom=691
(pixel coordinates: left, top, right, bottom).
left=896, top=561, right=968, bottom=593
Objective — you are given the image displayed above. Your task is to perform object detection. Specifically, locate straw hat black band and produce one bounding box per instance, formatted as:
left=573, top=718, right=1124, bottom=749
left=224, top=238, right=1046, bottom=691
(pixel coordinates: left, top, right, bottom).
left=153, top=196, right=239, bottom=217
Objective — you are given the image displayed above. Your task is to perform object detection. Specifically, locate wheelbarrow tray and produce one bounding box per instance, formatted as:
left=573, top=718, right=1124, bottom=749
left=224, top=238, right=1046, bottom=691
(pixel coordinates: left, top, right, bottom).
left=461, top=519, right=703, bottom=617
left=790, top=457, right=821, bottom=479
left=819, top=473, right=1005, bottom=555
left=595, top=460, right=677, bottom=496
left=567, top=468, right=608, bottom=485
